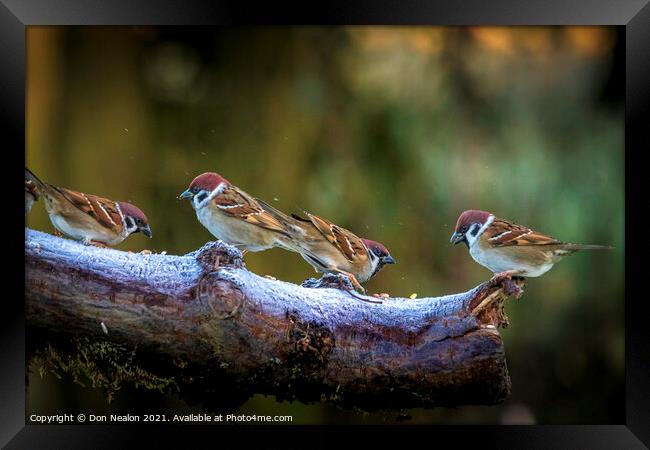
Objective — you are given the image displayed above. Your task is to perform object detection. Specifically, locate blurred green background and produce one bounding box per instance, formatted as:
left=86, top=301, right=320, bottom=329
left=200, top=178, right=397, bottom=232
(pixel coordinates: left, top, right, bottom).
left=26, top=26, right=624, bottom=424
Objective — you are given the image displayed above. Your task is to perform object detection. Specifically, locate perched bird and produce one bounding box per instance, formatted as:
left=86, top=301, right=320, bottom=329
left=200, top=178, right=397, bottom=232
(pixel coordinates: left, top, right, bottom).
left=25, top=168, right=152, bottom=246
left=450, top=209, right=610, bottom=278
left=178, top=172, right=297, bottom=254
left=287, top=210, right=396, bottom=293
left=25, top=178, right=40, bottom=214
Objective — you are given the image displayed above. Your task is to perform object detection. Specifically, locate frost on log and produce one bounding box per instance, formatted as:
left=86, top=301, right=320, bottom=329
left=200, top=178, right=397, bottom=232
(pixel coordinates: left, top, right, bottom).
left=24, top=228, right=523, bottom=410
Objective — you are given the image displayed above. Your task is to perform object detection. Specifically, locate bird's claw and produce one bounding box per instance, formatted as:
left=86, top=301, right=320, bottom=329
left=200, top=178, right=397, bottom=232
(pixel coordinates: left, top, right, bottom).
left=345, top=289, right=383, bottom=304
left=504, top=280, right=523, bottom=298
left=491, top=271, right=524, bottom=298
left=333, top=274, right=381, bottom=304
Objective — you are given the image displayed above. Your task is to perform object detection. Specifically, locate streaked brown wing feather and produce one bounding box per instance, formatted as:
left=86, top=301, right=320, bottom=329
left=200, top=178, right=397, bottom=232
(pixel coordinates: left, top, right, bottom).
left=486, top=218, right=563, bottom=247
left=213, top=185, right=290, bottom=236
left=57, top=187, right=123, bottom=232
left=305, top=213, right=368, bottom=263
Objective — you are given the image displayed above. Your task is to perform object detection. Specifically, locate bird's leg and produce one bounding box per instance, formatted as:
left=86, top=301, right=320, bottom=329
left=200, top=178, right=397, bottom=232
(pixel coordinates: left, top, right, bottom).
left=240, top=249, right=248, bottom=257
left=53, top=229, right=63, bottom=238
left=331, top=270, right=365, bottom=294
left=78, top=236, right=108, bottom=249
left=490, top=270, right=523, bottom=298
left=331, top=270, right=383, bottom=304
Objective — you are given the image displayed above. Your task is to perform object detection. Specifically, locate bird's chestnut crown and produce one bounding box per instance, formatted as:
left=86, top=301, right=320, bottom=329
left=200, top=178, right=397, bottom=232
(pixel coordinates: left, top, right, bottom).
left=188, top=172, right=229, bottom=194
left=362, top=239, right=392, bottom=260
left=119, top=202, right=149, bottom=225
left=454, top=209, right=492, bottom=233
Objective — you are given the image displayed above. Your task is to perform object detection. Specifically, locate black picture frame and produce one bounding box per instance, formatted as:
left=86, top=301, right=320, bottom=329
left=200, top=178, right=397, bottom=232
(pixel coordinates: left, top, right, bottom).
left=4, top=1, right=648, bottom=448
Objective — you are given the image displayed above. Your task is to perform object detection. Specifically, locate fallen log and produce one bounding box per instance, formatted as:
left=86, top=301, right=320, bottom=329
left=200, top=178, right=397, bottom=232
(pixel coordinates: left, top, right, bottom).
left=24, top=228, right=522, bottom=410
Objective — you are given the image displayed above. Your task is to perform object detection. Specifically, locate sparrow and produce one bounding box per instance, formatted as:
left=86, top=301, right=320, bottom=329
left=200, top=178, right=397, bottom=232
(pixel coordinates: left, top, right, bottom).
left=287, top=210, right=396, bottom=293
left=25, top=168, right=152, bottom=246
left=450, top=209, right=611, bottom=279
left=25, top=178, right=40, bottom=214
left=178, top=172, right=298, bottom=254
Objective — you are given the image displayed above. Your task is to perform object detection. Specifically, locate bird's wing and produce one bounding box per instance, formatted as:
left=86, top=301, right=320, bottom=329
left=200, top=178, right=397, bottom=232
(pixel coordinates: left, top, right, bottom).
left=297, top=212, right=368, bottom=263
left=57, top=187, right=124, bottom=233
left=213, top=184, right=291, bottom=237
left=484, top=218, right=563, bottom=247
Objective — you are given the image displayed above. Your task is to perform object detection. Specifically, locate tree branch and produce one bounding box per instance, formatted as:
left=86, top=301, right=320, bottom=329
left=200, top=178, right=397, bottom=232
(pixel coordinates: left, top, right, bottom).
left=25, top=228, right=523, bottom=410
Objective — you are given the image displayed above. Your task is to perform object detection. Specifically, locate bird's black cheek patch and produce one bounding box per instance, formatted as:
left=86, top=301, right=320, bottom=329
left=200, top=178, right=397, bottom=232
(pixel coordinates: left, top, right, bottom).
left=470, top=224, right=480, bottom=237
left=372, top=262, right=387, bottom=277
left=196, top=192, right=208, bottom=203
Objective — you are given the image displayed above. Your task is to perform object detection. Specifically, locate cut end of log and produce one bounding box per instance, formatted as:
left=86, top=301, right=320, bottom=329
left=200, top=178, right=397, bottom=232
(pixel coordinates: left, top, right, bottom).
left=467, top=277, right=526, bottom=329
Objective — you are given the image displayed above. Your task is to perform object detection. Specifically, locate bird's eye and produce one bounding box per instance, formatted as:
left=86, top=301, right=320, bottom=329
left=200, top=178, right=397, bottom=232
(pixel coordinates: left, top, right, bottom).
left=461, top=225, right=469, bottom=233
left=192, top=187, right=199, bottom=193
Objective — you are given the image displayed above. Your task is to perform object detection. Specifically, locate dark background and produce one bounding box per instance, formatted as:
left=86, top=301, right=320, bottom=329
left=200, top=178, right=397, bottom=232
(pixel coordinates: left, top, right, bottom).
left=25, top=26, right=624, bottom=424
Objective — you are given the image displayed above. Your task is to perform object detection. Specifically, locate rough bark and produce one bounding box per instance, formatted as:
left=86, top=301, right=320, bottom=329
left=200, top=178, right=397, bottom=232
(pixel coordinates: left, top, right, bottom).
left=24, top=228, right=523, bottom=410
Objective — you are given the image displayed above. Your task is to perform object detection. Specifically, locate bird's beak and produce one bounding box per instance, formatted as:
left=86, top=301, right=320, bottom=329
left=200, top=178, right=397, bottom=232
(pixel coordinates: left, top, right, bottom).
left=178, top=189, right=193, bottom=200
left=141, top=226, right=152, bottom=238
left=382, top=255, right=396, bottom=265
left=450, top=232, right=465, bottom=245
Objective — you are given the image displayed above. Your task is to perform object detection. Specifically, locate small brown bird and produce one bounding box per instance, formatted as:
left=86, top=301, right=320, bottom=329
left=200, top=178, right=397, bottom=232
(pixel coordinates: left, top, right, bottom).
left=287, top=210, right=396, bottom=293
left=178, top=172, right=297, bottom=253
left=25, top=178, right=40, bottom=214
left=25, top=168, right=152, bottom=246
left=450, top=209, right=610, bottom=278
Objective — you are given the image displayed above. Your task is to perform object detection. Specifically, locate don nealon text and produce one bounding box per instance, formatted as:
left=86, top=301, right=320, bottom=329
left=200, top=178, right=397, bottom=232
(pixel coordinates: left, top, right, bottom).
left=29, top=414, right=293, bottom=424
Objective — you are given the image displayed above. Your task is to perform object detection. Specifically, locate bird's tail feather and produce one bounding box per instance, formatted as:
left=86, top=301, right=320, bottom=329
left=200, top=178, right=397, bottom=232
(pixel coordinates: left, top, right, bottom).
left=256, top=198, right=296, bottom=224
left=25, top=167, right=47, bottom=191
left=255, top=198, right=307, bottom=248
left=25, top=167, right=69, bottom=210
left=564, top=243, right=613, bottom=251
